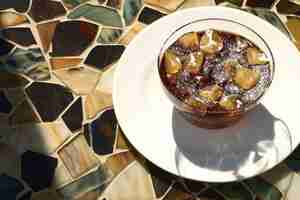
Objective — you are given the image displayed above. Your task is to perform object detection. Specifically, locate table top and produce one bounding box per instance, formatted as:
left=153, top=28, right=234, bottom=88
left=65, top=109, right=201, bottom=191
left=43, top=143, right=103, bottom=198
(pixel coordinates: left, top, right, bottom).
left=0, top=0, right=299, bottom=200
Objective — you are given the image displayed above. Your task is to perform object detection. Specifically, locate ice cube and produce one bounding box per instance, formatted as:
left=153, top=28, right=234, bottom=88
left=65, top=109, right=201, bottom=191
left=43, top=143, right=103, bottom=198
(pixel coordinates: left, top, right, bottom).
left=234, top=67, right=260, bottom=90
left=177, top=32, right=200, bottom=49
left=183, top=51, right=204, bottom=74
left=200, top=29, right=224, bottom=54
left=163, top=50, right=182, bottom=74
left=246, top=47, right=269, bottom=65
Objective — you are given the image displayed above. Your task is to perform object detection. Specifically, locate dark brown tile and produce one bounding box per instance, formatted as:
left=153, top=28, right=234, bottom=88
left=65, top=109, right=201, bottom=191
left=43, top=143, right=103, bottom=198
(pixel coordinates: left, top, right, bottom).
left=0, top=71, right=28, bottom=89
left=0, top=0, right=30, bottom=13
left=276, top=0, right=300, bottom=15
left=62, top=97, right=83, bottom=132
left=51, top=21, right=98, bottom=57
left=84, top=45, right=125, bottom=70
left=25, top=82, right=74, bottom=122
left=246, top=0, right=275, bottom=8
left=138, top=6, right=166, bottom=25
left=0, top=38, right=14, bottom=56
left=37, top=20, right=59, bottom=52
left=29, top=0, right=67, bottom=22
left=107, top=0, right=123, bottom=10
left=1, top=27, right=36, bottom=47
left=144, top=0, right=184, bottom=11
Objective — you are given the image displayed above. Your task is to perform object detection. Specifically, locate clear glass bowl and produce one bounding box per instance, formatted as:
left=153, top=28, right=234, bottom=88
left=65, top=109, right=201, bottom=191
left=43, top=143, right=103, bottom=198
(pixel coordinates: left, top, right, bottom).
left=157, top=18, right=275, bottom=129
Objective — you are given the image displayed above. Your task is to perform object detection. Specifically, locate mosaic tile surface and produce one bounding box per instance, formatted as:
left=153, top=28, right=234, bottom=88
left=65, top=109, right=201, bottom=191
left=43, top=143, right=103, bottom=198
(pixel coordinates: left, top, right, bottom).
left=0, top=0, right=299, bottom=200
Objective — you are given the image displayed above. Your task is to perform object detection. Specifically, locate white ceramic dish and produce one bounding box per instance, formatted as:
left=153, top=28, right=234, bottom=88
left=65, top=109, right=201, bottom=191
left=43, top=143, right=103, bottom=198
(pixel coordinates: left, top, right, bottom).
left=113, top=6, right=300, bottom=182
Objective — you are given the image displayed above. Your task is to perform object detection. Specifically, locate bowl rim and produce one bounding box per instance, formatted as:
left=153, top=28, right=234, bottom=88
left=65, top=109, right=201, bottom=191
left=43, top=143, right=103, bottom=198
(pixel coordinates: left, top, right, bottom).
left=157, top=17, right=275, bottom=115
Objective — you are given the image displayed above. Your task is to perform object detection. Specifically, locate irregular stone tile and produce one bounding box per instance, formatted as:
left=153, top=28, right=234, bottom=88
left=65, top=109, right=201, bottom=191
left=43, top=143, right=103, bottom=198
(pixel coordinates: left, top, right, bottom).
left=0, top=12, right=27, bottom=28
left=4, top=88, right=25, bottom=107
left=0, top=143, right=21, bottom=178
left=98, top=28, right=123, bottom=44
left=107, top=0, right=123, bottom=10
left=182, top=179, right=206, bottom=194
left=123, top=0, right=143, bottom=26
left=37, top=20, right=59, bottom=52
left=285, top=156, right=300, bottom=172
left=215, top=0, right=243, bottom=6
left=29, top=0, right=66, bottom=22
left=244, top=176, right=282, bottom=200
left=0, top=0, right=30, bottom=13
left=51, top=21, right=98, bottom=57
left=52, top=160, right=73, bottom=189
left=2, top=48, right=50, bottom=81
left=147, top=162, right=174, bottom=199
left=0, top=38, right=14, bottom=56
left=83, top=124, right=92, bottom=146
left=104, top=151, right=135, bottom=179
left=291, top=145, right=300, bottom=159
left=54, top=67, right=101, bottom=95
left=0, top=91, right=12, bottom=114
left=62, top=0, right=90, bottom=9
left=144, top=0, right=185, bottom=11
left=0, top=71, right=28, bottom=89
left=68, top=4, right=123, bottom=28
left=13, top=122, right=72, bottom=155
left=58, top=134, right=99, bottom=178
left=85, top=90, right=112, bottom=119
left=74, top=189, right=100, bottom=200
left=246, top=0, right=275, bottom=8
left=50, top=57, right=83, bottom=70
left=21, top=151, right=58, bottom=192
left=19, top=191, right=32, bottom=200
left=9, top=99, right=41, bottom=126
left=84, top=45, right=125, bottom=70
left=261, top=163, right=294, bottom=199
left=62, top=97, right=83, bottom=132
left=286, top=16, right=300, bottom=51
left=119, top=22, right=145, bottom=45
left=26, top=82, right=74, bottom=122
left=103, top=161, right=154, bottom=200
left=98, top=0, right=107, bottom=4
left=246, top=8, right=292, bottom=40
left=90, top=109, right=117, bottom=155
left=197, top=188, right=226, bottom=200
left=276, top=0, right=300, bottom=15
left=1, top=27, right=36, bottom=47
left=179, top=0, right=215, bottom=9
left=57, top=165, right=112, bottom=199
left=138, top=6, right=166, bottom=25
left=116, top=126, right=130, bottom=150
left=32, top=189, right=63, bottom=200
left=215, top=182, right=253, bottom=200
left=95, top=61, right=115, bottom=93
left=0, top=174, right=24, bottom=200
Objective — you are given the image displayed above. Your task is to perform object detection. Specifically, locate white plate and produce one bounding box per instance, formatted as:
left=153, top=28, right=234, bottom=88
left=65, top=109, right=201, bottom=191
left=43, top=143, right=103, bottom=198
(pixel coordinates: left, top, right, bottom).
left=113, top=7, right=300, bottom=182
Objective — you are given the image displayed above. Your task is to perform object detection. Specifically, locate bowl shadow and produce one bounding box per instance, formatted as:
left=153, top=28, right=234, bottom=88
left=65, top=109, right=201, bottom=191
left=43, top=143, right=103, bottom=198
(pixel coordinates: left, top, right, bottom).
left=172, top=104, right=292, bottom=180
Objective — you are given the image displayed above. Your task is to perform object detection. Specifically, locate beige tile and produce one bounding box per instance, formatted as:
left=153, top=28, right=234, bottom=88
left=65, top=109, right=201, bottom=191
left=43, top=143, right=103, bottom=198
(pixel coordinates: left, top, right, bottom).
left=104, top=151, right=135, bottom=179
left=37, top=20, right=59, bottom=52
left=119, top=22, right=145, bottom=45
left=103, top=162, right=155, bottom=200
left=144, top=0, right=185, bottom=11
left=13, top=121, right=71, bottom=155
left=50, top=57, right=83, bottom=70
left=85, top=90, right=112, bottom=119
left=58, top=134, right=99, bottom=179
left=285, top=172, right=300, bottom=200
left=0, top=143, right=21, bottom=178
left=0, top=12, right=27, bottom=28
left=179, top=0, right=215, bottom=9
left=115, top=126, right=130, bottom=150
left=54, top=67, right=101, bottom=95
left=286, top=16, right=300, bottom=51
left=52, top=158, right=73, bottom=189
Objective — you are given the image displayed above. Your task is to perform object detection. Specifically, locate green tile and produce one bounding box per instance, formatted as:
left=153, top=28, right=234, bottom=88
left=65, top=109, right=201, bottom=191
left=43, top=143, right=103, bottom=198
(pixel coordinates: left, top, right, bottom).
left=68, top=4, right=123, bottom=28
left=97, top=28, right=123, bottom=44
left=123, top=0, right=143, bottom=26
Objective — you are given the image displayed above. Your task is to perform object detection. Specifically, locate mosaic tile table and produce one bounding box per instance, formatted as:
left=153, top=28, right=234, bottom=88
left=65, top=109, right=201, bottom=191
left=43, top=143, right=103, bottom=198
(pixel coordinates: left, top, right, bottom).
left=0, top=0, right=300, bottom=199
